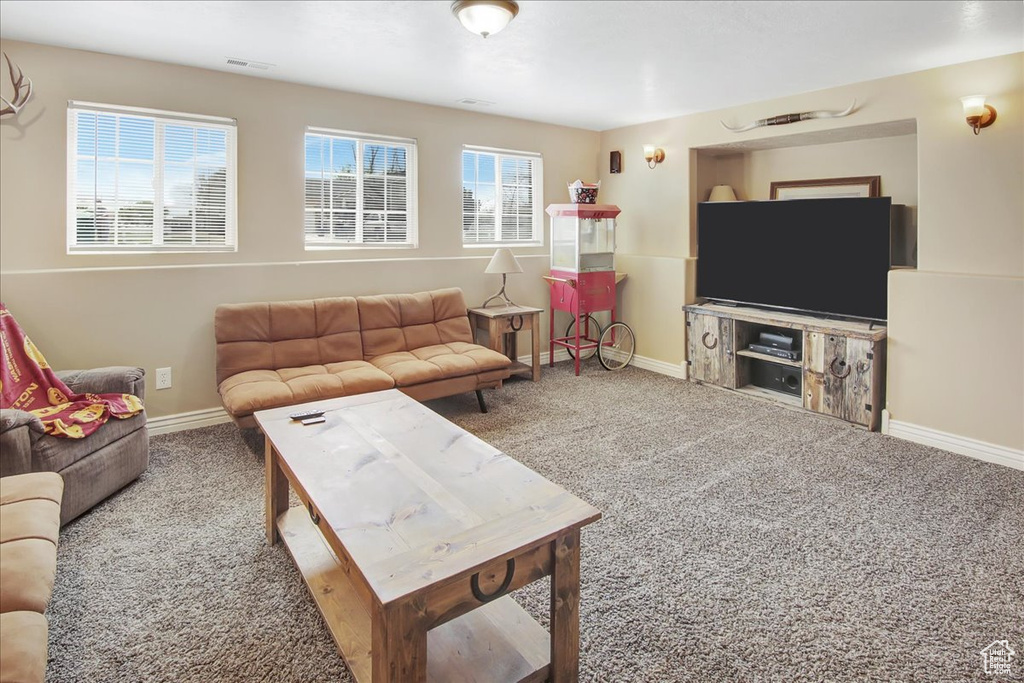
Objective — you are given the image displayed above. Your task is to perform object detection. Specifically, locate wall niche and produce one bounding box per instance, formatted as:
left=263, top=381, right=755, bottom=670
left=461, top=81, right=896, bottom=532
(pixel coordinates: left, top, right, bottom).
left=691, top=120, right=919, bottom=267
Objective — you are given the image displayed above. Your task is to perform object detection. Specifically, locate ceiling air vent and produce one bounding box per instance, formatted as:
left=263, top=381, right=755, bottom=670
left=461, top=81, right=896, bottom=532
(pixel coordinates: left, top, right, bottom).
left=457, top=98, right=495, bottom=107
left=226, top=58, right=274, bottom=71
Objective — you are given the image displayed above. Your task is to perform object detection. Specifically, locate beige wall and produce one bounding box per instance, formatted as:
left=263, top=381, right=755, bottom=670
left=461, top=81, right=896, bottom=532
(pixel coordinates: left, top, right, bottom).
left=742, top=134, right=918, bottom=204
left=692, top=133, right=918, bottom=204
left=0, top=257, right=553, bottom=417
left=598, top=53, right=1023, bottom=450
left=887, top=270, right=1023, bottom=449
left=0, top=40, right=600, bottom=417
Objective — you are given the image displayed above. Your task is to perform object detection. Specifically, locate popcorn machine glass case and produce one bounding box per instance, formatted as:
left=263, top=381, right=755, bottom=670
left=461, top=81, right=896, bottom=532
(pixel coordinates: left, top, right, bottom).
left=547, top=204, right=621, bottom=311
left=548, top=204, right=620, bottom=273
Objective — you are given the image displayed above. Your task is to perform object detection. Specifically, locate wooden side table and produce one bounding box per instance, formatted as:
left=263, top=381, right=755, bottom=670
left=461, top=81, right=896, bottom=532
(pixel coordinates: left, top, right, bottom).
left=468, top=305, right=543, bottom=381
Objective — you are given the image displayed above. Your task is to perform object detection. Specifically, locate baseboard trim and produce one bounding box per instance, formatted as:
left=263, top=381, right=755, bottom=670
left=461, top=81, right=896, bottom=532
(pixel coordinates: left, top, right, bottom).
left=519, top=350, right=571, bottom=366
left=148, top=407, right=232, bottom=436
left=885, top=414, right=1023, bottom=471
left=147, top=353, right=569, bottom=436
left=628, top=355, right=688, bottom=379
left=150, top=350, right=687, bottom=436
left=520, top=350, right=687, bottom=379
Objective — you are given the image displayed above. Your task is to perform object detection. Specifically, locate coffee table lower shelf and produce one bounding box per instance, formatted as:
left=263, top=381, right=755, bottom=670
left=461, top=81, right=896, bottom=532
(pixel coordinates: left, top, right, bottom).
left=277, top=507, right=551, bottom=683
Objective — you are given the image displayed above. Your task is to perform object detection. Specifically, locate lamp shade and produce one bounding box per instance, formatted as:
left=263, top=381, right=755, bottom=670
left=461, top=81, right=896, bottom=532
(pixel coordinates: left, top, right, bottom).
left=708, top=185, right=738, bottom=202
left=484, top=247, right=523, bottom=274
left=960, top=95, right=986, bottom=118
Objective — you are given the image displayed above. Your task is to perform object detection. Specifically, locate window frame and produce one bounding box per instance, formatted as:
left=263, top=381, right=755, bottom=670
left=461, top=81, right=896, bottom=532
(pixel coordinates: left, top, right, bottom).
left=66, top=100, right=238, bottom=254
left=461, top=145, right=544, bottom=249
left=303, top=127, right=419, bottom=250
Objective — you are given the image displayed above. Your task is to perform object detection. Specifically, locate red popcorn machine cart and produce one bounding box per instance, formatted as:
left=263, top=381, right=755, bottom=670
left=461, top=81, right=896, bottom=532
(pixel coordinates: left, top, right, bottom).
left=544, top=203, right=635, bottom=375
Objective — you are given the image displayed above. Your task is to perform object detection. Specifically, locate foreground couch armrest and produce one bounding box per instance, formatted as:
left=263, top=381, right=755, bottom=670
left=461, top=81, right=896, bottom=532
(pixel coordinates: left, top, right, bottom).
left=0, top=409, right=43, bottom=477
left=0, top=611, right=48, bottom=683
left=0, top=472, right=63, bottom=683
left=56, top=366, right=146, bottom=401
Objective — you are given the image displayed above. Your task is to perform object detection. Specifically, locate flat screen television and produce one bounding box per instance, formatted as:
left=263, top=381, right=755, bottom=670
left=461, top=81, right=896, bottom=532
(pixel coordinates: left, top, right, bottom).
left=696, top=197, right=892, bottom=321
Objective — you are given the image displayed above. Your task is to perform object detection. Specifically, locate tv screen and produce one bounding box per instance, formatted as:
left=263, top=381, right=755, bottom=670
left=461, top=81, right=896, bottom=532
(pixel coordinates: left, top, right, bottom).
left=696, top=197, right=892, bottom=321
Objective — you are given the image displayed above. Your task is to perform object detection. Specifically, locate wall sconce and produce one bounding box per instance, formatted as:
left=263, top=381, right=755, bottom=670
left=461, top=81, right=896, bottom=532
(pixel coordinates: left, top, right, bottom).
left=960, top=95, right=996, bottom=135
left=643, top=144, right=665, bottom=169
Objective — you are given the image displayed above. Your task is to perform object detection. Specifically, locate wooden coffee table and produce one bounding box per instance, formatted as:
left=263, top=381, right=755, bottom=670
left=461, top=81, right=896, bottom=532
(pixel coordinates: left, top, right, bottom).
left=256, top=390, right=601, bottom=682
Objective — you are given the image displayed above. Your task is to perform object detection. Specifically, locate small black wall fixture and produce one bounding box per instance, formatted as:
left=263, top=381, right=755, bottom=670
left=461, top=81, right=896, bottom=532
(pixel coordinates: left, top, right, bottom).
left=610, top=150, right=621, bottom=174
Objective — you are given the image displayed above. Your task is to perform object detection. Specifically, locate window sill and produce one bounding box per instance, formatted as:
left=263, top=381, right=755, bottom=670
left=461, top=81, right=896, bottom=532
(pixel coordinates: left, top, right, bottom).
left=68, top=246, right=238, bottom=255
left=304, top=243, right=419, bottom=251
left=463, top=242, right=544, bottom=250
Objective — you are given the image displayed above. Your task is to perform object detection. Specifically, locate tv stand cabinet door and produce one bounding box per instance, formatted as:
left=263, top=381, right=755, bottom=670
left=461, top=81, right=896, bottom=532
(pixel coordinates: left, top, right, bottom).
left=687, top=312, right=735, bottom=388
left=805, top=332, right=877, bottom=428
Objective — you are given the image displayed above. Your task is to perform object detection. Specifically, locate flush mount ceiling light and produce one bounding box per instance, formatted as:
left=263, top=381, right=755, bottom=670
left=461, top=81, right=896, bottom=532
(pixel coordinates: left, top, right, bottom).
left=451, top=0, right=519, bottom=38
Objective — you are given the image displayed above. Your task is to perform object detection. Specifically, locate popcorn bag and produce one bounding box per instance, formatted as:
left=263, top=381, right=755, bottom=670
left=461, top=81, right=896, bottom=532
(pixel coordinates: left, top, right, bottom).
left=567, top=179, right=600, bottom=204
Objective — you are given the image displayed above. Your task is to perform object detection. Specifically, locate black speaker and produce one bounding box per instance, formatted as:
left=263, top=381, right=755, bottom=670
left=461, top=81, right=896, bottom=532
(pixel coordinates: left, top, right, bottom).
left=610, top=150, right=621, bottom=174
left=759, top=331, right=794, bottom=350
left=751, top=360, right=801, bottom=397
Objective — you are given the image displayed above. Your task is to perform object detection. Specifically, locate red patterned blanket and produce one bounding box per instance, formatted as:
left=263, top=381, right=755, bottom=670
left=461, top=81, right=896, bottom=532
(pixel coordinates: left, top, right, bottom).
left=0, top=304, right=144, bottom=438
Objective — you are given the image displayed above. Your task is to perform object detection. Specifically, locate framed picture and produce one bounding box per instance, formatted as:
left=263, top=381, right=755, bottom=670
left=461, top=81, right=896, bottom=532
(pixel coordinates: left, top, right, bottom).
left=770, top=175, right=880, bottom=200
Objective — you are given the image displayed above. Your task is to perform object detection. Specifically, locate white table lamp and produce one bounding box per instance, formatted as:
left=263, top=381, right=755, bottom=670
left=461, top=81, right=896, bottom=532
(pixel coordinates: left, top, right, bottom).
left=482, top=248, right=523, bottom=307
left=708, top=185, right=738, bottom=201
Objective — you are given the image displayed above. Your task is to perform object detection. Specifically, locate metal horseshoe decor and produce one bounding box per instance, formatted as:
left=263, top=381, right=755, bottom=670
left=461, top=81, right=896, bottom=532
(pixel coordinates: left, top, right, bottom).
left=471, top=558, right=515, bottom=603
left=829, top=356, right=852, bottom=379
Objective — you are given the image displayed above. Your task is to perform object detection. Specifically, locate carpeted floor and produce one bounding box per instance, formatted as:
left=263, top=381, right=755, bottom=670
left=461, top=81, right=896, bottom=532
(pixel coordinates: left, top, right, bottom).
left=48, top=362, right=1023, bottom=682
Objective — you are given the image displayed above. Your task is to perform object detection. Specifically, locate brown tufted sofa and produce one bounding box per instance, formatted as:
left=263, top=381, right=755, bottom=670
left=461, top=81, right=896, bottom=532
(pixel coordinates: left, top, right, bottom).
left=0, top=472, right=63, bottom=683
left=215, top=288, right=513, bottom=428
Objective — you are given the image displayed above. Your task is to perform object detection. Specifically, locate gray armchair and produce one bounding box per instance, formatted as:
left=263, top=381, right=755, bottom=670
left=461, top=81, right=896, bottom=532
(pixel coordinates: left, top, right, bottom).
left=0, top=366, right=148, bottom=525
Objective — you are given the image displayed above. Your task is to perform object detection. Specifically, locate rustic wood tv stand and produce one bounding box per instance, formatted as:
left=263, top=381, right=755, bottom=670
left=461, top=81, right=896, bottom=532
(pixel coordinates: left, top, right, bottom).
left=683, top=302, right=886, bottom=430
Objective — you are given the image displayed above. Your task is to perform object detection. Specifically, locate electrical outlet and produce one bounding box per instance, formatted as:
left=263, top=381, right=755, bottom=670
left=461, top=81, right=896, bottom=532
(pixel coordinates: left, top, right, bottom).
left=155, top=367, right=172, bottom=390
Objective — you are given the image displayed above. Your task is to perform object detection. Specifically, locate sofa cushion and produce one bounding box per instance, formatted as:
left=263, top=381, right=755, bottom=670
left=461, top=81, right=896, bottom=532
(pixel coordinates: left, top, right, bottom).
left=358, top=294, right=406, bottom=358
left=400, top=369, right=512, bottom=403
left=215, top=298, right=364, bottom=385
left=0, top=611, right=48, bottom=683
left=0, top=500, right=60, bottom=546
left=31, top=412, right=146, bottom=474
left=218, top=361, right=395, bottom=418
left=358, top=288, right=476, bottom=359
left=370, top=342, right=512, bottom=387
left=0, top=473, right=63, bottom=507
left=0, top=538, right=57, bottom=614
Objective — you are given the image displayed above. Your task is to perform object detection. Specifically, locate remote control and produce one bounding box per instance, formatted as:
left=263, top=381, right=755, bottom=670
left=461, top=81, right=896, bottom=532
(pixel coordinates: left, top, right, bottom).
left=290, top=409, right=325, bottom=421
left=301, top=416, right=326, bottom=426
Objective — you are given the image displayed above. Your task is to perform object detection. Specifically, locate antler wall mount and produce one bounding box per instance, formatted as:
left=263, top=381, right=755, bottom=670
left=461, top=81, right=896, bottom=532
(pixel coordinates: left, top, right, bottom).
left=721, top=100, right=856, bottom=133
left=1, top=52, right=33, bottom=118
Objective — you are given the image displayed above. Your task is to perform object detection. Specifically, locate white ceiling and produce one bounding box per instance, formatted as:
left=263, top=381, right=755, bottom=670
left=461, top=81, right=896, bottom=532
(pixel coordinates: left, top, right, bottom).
left=1, top=1, right=1021, bottom=131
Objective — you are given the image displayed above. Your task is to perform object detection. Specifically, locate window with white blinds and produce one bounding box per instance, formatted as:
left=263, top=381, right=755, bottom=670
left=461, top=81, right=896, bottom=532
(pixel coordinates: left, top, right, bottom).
left=67, top=102, right=237, bottom=252
left=462, top=146, right=543, bottom=246
left=304, top=128, right=417, bottom=248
